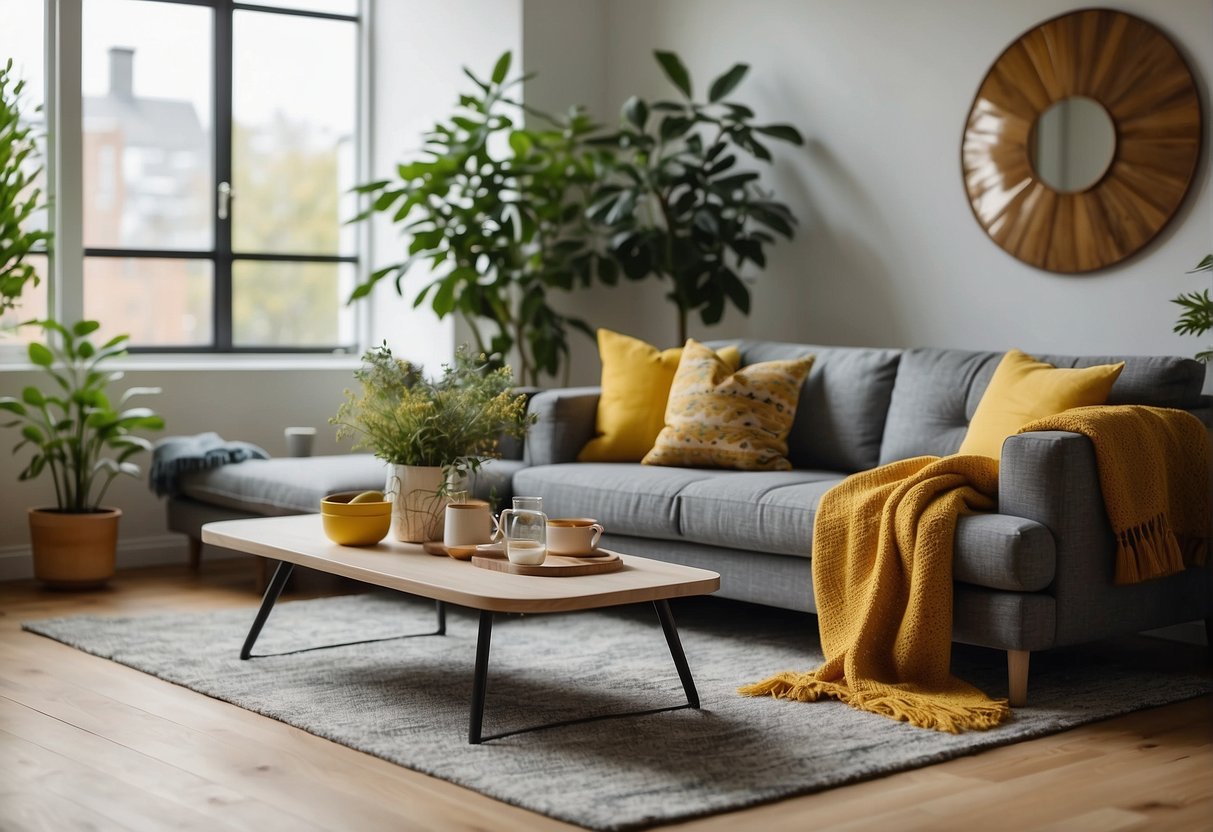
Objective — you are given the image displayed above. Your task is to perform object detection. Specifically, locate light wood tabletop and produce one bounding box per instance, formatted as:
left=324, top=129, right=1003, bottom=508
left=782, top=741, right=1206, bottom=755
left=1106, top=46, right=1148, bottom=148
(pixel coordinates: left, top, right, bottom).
left=201, top=514, right=720, bottom=613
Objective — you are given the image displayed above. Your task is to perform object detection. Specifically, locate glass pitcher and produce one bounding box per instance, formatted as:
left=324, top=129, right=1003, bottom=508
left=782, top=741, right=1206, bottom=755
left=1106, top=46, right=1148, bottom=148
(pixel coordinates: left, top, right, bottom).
left=497, top=496, right=547, bottom=565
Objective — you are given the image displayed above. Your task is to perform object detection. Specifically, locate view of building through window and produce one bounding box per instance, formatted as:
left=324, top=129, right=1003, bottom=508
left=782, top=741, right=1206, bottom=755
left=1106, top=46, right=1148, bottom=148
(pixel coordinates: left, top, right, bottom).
left=80, top=0, right=359, bottom=351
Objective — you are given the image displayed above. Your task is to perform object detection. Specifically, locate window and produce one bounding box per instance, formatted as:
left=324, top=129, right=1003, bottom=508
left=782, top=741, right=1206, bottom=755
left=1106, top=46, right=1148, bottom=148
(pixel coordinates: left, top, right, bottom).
left=81, top=0, right=361, bottom=352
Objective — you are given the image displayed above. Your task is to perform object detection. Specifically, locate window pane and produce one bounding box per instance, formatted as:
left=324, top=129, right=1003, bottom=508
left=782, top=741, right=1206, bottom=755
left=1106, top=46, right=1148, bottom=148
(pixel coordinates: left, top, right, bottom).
left=0, top=254, right=48, bottom=344
left=232, top=260, right=355, bottom=347
left=82, top=0, right=213, bottom=250
left=233, top=10, right=357, bottom=256
left=85, top=257, right=213, bottom=347
left=237, top=1, right=358, bottom=16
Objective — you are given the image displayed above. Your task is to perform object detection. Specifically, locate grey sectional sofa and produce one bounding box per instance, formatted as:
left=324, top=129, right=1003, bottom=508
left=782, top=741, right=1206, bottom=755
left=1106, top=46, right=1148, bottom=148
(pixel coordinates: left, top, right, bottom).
left=168, top=339, right=1211, bottom=702
left=514, top=341, right=1213, bottom=702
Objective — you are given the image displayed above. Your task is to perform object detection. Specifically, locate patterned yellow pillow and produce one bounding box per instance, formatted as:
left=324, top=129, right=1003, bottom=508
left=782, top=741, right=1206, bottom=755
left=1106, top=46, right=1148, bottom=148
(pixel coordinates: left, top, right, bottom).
left=579, top=329, right=741, bottom=462
left=642, top=340, right=815, bottom=471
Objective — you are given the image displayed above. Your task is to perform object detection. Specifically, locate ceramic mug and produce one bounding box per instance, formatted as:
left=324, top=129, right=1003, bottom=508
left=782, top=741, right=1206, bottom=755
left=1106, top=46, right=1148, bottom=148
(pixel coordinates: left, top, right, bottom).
left=443, top=500, right=495, bottom=548
left=546, top=518, right=604, bottom=556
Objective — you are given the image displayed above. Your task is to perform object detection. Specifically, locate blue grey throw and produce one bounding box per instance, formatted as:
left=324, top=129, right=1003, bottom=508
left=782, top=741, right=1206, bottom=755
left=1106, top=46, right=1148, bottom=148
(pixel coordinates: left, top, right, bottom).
left=149, top=432, right=270, bottom=496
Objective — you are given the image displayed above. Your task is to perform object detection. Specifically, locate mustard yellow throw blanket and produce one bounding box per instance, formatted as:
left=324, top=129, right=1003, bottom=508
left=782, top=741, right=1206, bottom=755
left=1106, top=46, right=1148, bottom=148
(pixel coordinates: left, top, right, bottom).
left=1022, top=405, right=1209, bottom=583
left=740, top=405, right=1210, bottom=733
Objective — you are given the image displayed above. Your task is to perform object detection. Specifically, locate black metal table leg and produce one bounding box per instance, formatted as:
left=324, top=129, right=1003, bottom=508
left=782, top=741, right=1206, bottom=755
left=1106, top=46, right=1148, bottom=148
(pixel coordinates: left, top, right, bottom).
left=468, top=610, right=494, bottom=744
left=240, top=560, right=294, bottom=660
left=436, top=600, right=447, bottom=635
left=654, top=599, right=699, bottom=709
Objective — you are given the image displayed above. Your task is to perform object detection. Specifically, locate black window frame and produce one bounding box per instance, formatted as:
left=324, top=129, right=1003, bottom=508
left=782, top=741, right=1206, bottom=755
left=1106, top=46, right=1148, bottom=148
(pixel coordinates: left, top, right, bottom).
left=82, top=0, right=361, bottom=354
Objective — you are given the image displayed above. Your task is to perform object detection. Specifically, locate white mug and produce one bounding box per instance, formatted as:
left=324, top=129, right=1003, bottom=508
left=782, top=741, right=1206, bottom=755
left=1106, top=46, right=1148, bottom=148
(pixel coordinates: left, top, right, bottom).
left=444, top=500, right=495, bottom=548
left=546, top=518, right=604, bottom=556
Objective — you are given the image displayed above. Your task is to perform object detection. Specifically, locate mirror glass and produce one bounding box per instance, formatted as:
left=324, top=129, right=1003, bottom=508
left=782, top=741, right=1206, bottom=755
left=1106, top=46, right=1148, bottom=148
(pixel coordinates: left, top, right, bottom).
left=1030, top=96, right=1116, bottom=193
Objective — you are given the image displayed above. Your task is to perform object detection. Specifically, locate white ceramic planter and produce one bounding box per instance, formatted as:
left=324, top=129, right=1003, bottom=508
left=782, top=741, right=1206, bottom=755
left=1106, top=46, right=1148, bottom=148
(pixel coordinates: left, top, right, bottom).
left=385, top=464, right=447, bottom=543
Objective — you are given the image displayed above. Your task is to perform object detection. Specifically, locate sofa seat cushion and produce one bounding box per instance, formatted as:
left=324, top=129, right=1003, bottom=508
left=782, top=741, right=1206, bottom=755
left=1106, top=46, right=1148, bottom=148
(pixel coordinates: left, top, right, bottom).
left=513, top=463, right=719, bottom=538
left=677, top=471, right=1055, bottom=591
left=676, top=471, right=845, bottom=556
left=179, top=455, right=390, bottom=515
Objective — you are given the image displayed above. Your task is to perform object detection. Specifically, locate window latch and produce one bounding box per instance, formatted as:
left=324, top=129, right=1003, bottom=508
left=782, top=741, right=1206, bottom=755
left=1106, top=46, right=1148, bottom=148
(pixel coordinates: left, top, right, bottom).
left=218, top=181, right=233, bottom=220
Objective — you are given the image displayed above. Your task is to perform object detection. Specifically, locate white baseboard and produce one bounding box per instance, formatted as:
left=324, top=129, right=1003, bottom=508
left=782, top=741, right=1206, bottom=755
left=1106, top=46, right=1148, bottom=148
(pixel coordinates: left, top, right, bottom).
left=0, top=533, right=189, bottom=582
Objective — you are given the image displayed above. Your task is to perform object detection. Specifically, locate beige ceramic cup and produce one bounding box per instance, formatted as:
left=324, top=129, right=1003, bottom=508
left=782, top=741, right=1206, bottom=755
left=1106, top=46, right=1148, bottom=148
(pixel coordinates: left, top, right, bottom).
left=444, top=500, right=494, bottom=551
left=546, top=518, right=605, bottom=556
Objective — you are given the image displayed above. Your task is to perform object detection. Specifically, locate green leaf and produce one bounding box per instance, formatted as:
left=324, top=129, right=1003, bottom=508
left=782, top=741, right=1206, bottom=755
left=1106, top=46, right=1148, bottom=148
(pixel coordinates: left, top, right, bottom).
left=654, top=51, right=692, bottom=98
left=72, top=320, right=101, bottom=337
left=755, top=123, right=804, bottom=144
left=708, top=63, right=749, bottom=102
left=659, top=116, right=693, bottom=142
left=28, top=342, right=53, bottom=367
left=0, top=399, right=28, bottom=417
left=21, top=424, right=43, bottom=444
left=20, top=386, right=45, bottom=407
left=623, top=96, right=648, bottom=130
left=490, top=52, right=512, bottom=85
left=508, top=130, right=533, bottom=157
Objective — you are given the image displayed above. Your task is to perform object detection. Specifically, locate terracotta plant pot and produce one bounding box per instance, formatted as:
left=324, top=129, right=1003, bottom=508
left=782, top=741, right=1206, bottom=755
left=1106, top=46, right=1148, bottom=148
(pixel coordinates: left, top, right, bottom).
left=28, top=507, right=121, bottom=589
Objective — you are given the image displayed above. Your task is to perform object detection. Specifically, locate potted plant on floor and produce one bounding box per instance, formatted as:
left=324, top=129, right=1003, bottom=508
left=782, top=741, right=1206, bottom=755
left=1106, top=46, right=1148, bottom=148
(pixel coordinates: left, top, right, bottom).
left=1172, top=254, right=1213, bottom=362
left=588, top=51, right=804, bottom=344
left=0, top=319, right=164, bottom=587
left=349, top=52, right=610, bottom=386
left=0, top=58, right=49, bottom=319
left=330, top=344, right=534, bottom=543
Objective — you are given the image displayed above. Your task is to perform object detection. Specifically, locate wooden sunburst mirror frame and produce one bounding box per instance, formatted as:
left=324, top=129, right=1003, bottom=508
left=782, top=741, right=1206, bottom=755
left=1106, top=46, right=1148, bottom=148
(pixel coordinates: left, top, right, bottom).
left=961, top=8, right=1202, bottom=273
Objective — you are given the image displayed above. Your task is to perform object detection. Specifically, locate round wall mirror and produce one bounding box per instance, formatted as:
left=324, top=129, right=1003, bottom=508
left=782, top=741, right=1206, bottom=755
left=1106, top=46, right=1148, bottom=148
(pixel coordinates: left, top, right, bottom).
left=961, top=9, right=1202, bottom=273
left=1030, top=97, right=1116, bottom=194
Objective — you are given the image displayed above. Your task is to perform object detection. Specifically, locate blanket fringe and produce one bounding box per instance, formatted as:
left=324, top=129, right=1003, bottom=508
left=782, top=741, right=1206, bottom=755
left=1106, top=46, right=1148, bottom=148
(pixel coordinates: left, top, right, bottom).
left=739, top=671, right=1010, bottom=734
left=1114, top=513, right=1187, bottom=585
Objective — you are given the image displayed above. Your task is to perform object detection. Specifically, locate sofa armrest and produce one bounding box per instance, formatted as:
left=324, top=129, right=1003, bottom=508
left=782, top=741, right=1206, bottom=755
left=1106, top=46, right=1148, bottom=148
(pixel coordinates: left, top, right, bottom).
left=523, top=387, right=601, bottom=466
left=999, top=429, right=1213, bottom=646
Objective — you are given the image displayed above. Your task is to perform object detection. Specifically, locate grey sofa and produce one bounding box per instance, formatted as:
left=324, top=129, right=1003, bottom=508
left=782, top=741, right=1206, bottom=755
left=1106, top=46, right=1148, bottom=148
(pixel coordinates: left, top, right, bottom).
left=513, top=341, right=1213, bottom=703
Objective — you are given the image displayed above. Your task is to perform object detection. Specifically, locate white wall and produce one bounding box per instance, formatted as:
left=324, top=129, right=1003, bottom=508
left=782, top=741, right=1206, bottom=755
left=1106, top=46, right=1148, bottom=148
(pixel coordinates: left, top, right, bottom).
left=545, top=0, right=1213, bottom=388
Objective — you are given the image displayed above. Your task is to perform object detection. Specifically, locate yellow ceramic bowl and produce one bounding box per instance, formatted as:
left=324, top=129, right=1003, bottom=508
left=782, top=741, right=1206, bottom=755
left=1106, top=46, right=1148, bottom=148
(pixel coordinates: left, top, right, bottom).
left=320, top=492, right=392, bottom=546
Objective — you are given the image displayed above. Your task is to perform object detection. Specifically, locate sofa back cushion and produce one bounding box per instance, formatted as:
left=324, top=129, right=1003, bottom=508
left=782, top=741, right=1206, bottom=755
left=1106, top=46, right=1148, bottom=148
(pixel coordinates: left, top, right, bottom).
left=705, top=340, right=902, bottom=473
left=879, top=347, right=1209, bottom=464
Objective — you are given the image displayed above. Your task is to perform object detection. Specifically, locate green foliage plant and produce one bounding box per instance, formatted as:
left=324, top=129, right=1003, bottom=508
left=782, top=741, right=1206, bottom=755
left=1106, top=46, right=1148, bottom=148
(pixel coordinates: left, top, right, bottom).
left=588, top=51, right=804, bottom=344
left=331, top=343, right=535, bottom=486
left=0, top=320, right=165, bottom=512
left=1172, top=254, right=1213, bottom=363
left=0, top=58, right=50, bottom=317
left=350, top=52, right=606, bottom=386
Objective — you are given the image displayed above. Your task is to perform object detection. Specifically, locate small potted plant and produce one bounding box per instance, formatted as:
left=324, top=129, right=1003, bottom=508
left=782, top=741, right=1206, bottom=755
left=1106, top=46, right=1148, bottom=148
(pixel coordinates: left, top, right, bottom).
left=330, top=344, right=534, bottom=542
left=0, top=319, right=164, bottom=587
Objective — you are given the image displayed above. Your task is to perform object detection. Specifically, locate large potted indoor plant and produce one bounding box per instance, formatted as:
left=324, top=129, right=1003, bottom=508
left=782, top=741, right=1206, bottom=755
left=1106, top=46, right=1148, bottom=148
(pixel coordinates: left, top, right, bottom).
left=330, top=344, right=533, bottom=542
left=588, top=51, right=804, bottom=344
left=1172, top=254, right=1213, bottom=362
left=1, top=58, right=50, bottom=319
left=1, top=319, right=164, bottom=586
left=350, top=52, right=609, bottom=386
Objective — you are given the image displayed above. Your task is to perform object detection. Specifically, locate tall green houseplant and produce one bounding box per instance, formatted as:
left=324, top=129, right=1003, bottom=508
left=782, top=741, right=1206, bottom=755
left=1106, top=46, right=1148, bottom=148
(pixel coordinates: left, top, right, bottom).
left=351, top=52, right=606, bottom=386
left=1172, top=254, right=1213, bottom=362
left=589, top=51, right=804, bottom=344
left=0, top=58, right=50, bottom=317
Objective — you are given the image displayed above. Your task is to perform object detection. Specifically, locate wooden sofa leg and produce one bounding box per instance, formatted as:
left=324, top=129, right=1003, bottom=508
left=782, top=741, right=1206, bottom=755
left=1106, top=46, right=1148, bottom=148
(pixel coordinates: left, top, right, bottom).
left=187, top=537, right=202, bottom=571
left=1008, top=649, right=1030, bottom=707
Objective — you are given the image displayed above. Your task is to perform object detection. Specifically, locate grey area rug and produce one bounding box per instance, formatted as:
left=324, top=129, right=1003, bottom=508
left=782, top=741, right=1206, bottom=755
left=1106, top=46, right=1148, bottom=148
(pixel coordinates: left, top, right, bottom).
left=25, top=593, right=1212, bottom=831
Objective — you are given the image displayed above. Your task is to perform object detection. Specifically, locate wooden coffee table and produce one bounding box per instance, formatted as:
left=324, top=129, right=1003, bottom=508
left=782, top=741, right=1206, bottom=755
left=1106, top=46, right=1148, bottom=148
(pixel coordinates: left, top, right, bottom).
left=201, top=514, right=720, bottom=743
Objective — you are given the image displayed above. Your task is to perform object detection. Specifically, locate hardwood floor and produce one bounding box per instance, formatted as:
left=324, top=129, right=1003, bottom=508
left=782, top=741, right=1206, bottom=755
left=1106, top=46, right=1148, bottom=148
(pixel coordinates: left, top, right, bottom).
left=2, top=558, right=1210, bottom=831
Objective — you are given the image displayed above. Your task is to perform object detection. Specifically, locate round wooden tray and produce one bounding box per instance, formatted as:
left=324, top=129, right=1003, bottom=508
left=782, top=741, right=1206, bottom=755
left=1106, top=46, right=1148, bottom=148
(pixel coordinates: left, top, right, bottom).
left=470, top=548, right=622, bottom=577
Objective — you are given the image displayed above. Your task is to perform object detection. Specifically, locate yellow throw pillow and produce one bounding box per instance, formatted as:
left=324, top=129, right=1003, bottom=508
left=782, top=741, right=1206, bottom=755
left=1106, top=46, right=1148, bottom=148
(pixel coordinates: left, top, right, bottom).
left=958, top=349, right=1125, bottom=459
left=642, top=339, right=815, bottom=471
left=579, top=330, right=740, bottom=462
